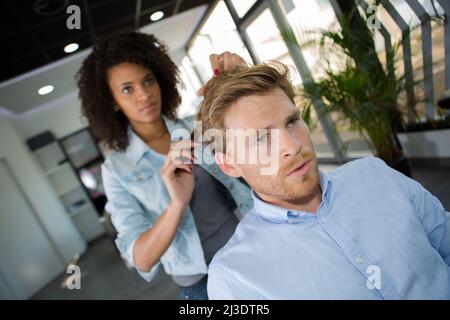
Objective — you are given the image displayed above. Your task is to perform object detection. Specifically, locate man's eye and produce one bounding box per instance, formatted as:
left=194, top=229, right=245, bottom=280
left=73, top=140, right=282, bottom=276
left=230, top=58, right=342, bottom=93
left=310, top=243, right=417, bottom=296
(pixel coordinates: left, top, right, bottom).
left=122, top=86, right=132, bottom=94
left=288, top=118, right=301, bottom=126
left=256, top=133, right=269, bottom=144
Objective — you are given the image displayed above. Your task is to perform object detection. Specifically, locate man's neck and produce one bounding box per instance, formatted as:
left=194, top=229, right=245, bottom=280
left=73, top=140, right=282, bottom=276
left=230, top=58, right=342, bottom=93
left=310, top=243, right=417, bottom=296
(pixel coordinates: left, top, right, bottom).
left=256, top=187, right=323, bottom=214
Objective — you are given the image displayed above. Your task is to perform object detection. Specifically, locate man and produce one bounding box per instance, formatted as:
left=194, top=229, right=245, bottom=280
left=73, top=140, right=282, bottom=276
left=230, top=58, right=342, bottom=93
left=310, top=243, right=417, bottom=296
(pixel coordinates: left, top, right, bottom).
left=196, top=63, right=450, bottom=299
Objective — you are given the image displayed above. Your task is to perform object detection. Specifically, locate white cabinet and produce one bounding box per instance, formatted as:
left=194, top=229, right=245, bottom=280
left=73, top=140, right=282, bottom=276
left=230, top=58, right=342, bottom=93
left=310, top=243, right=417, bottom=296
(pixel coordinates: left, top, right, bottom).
left=32, top=141, right=105, bottom=242
left=0, top=159, right=65, bottom=299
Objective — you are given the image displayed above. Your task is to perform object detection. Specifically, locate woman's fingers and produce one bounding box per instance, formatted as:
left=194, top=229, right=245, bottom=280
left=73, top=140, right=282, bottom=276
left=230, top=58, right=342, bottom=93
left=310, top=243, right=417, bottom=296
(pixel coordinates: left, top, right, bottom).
left=162, top=154, right=193, bottom=177
left=168, top=161, right=193, bottom=174
left=222, top=51, right=233, bottom=71
left=209, top=54, right=221, bottom=72
left=209, top=52, right=249, bottom=76
left=164, top=140, right=200, bottom=167
left=196, top=85, right=206, bottom=97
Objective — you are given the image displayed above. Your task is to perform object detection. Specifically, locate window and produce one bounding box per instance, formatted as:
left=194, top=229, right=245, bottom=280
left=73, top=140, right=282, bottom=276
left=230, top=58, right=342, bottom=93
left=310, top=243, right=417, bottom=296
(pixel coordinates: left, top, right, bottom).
left=280, top=0, right=373, bottom=158
left=188, top=1, right=252, bottom=83
left=230, top=0, right=257, bottom=18
left=177, top=56, right=203, bottom=118
left=245, top=8, right=302, bottom=85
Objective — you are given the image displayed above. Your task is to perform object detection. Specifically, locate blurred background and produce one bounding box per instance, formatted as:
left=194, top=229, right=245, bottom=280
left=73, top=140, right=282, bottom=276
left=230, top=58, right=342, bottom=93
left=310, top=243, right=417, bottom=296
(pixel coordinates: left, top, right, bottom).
left=0, top=0, right=449, bottom=299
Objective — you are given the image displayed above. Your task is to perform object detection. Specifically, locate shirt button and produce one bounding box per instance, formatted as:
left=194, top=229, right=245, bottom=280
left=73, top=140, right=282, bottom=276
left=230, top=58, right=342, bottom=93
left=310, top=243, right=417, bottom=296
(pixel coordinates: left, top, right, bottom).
left=355, top=256, right=363, bottom=265
left=287, top=211, right=299, bottom=218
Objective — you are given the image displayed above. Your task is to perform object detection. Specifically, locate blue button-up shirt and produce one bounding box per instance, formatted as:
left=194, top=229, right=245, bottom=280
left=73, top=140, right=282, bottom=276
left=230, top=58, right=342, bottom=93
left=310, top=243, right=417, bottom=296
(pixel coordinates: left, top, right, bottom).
left=207, top=157, right=450, bottom=299
left=101, top=115, right=253, bottom=282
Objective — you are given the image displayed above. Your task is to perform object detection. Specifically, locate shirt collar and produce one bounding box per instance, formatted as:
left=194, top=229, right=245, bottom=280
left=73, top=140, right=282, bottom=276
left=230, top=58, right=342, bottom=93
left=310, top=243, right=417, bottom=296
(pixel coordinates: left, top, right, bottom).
left=251, top=170, right=332, bottom=224
left=126, top=115, right=186, bottom=165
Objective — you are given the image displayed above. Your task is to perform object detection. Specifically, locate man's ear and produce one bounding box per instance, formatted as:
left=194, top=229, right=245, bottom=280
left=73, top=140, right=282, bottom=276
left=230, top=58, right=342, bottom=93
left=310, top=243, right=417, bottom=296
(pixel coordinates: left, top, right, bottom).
left=214, top=152, right=241, bottom=178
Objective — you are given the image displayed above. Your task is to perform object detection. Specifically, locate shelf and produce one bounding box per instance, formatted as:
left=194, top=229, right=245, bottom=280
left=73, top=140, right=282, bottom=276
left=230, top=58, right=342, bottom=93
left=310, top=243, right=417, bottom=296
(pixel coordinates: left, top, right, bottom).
left=32, top=141, right=59, bottom=156
left=57, top=184, right=81, bottom=196
left=33, top=142, right=67, bottom=173
left=69, top=203, right=93, bottom=218
left=28, top=133, right=106, bottom=243
left=44, top=161, right=70, bottom=176
left=73, top=156, right=104, bottom=170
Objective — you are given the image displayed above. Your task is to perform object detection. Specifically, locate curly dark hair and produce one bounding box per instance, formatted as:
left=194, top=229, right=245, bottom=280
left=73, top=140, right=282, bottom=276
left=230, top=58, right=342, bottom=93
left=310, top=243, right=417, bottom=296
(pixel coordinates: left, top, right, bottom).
left=76, top=29, right=181, bottom=151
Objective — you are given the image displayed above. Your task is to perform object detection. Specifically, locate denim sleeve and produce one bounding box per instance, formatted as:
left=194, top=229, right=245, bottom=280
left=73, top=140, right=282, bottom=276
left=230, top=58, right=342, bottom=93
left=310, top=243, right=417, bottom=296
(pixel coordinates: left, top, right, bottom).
left=102, top=163, right=161, bottom=282
left=375, top=157, right=450, bottom=265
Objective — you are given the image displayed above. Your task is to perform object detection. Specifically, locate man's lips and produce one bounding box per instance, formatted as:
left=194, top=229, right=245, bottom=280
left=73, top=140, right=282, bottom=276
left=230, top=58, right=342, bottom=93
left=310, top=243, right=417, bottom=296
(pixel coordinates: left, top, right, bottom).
left=287, top=159, right=312, bottom=177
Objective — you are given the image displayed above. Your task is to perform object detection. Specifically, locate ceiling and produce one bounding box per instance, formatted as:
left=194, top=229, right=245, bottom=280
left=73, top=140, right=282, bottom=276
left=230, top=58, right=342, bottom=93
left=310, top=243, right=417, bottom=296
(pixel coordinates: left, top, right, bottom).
left=1, top=0, right=212, bottom=83
left=0, top=0, right=211, bottom=114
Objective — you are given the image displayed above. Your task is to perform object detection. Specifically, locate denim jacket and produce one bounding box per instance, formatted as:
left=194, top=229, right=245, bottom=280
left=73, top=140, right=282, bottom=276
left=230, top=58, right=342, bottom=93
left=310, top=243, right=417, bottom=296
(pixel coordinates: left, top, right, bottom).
left=101, top=115, right=253, bottom=282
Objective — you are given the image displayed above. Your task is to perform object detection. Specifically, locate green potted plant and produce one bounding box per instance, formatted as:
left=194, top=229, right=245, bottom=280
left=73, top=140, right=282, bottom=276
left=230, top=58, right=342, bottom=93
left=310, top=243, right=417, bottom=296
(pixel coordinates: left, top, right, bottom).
left=297, top=13, right=425, bottom=177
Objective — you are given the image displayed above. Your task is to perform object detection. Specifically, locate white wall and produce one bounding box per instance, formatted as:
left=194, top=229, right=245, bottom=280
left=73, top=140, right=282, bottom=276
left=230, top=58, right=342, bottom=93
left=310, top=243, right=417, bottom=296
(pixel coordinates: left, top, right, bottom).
left=12, top=48, right=196, bottom=140
left=12, top=92, right=86, bottom=140
left=398, top=129, right=450, bottom=158
left=0, top=117, right=86, bottom=263
left=169, top=48, right=186, bottom=65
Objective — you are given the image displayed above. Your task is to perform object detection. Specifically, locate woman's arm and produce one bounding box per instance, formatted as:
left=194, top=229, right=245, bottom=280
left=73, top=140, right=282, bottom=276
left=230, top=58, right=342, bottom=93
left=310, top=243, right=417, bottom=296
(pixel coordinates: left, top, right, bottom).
left=133, top=201, right=187, bottom=272
left=134, top=139, right=199, bottom=272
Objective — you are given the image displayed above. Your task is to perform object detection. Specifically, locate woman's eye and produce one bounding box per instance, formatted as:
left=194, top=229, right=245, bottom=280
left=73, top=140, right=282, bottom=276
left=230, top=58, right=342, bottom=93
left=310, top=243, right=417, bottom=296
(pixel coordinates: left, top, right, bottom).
left=121, top=86, right=132, bottom=94
left=145, top=77, right=155, bottom=86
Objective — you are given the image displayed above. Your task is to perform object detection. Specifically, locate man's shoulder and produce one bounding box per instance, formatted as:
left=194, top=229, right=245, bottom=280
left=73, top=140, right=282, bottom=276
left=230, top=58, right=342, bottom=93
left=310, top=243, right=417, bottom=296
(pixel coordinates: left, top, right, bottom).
left=209, top=210, right=260, bottom=270
left=342, top=156, right=387, bottom=170
left=333, top=156, right=389, bottom=178
left=207, top=212, right=256, bottom=299
left=326, top=156, right=410, bottom=201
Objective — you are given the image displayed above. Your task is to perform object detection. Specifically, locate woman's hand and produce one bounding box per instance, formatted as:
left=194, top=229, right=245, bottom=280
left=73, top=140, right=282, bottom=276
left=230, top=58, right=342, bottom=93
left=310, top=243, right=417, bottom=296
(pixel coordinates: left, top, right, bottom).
left=197, top=52, right=249, bottom=96
left=161, top=140, right=199, bottom=210
left=209, top=51, right=249, bottom=73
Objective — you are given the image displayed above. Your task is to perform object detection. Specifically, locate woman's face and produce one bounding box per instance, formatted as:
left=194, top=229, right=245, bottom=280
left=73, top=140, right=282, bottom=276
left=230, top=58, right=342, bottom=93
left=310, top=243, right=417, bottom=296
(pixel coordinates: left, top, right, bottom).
left=107, top=62, right=162, bottom=126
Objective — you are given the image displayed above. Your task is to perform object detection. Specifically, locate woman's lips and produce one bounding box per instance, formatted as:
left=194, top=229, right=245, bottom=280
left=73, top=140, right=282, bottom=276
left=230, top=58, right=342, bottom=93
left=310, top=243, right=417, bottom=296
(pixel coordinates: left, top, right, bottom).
left=140, top=103, right=157, bottom=113
left=287, top=159, right=312, bottom=177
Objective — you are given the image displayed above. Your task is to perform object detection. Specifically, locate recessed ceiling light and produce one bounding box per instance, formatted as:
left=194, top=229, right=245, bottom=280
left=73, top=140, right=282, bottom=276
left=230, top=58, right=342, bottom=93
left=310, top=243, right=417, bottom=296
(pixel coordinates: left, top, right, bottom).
left=38, top=85, right=54, bottom=95
left=150, top=11, right=164, bottom=21
left=64, top=43, right=79, bottom=53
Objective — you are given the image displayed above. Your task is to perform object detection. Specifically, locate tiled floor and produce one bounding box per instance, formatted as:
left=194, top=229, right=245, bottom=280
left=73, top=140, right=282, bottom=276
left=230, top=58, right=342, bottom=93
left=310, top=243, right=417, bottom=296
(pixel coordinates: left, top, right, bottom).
left=31, top=235, right=180, bottom=300
left=32, top=163, right=450, bottom=300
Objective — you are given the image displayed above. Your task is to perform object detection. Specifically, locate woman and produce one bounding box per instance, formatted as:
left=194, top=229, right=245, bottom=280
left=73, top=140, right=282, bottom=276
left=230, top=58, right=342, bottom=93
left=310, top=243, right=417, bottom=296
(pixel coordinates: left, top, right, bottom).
left=76, top=29, right=252, bottom=300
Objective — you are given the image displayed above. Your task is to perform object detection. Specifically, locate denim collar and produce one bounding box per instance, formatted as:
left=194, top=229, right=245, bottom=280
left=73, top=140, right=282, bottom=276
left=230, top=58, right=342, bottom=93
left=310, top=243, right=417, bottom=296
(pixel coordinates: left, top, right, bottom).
left=125, top=115, right=188, bottom=165
left=252, top=171, right=331, bottom=224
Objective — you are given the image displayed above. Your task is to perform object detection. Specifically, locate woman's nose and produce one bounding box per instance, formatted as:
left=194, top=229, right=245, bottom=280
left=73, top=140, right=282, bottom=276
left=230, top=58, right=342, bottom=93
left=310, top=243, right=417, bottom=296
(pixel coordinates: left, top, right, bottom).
left=137, top=85, right=152, bottom=101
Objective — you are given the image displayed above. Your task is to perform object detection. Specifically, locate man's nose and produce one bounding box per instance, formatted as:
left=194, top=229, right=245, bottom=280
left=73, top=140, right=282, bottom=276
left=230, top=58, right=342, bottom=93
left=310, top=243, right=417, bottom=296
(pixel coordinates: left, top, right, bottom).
left=279, top=129, right=302, bottom=158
